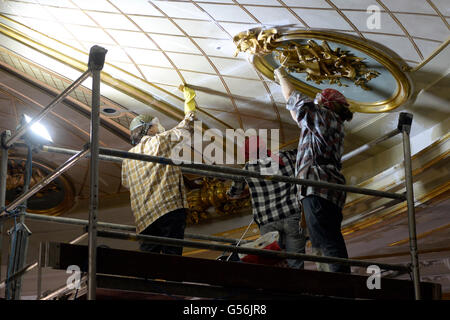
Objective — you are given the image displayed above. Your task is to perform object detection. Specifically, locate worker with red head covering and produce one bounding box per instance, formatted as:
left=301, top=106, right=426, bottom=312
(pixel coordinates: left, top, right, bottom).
left=274, top=66, right=353, bottom=273
left=227, top=135, right=306, bottom=269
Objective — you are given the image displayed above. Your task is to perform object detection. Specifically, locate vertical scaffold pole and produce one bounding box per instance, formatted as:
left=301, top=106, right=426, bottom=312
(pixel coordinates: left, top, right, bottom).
left=87, top=45, right=107, bottom=301
left=398, top=112, right=421, bottom=300
left=0, top=131, right=11, bottom=283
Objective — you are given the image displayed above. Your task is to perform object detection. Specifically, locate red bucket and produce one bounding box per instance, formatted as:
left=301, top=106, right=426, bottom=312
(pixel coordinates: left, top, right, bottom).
left=238, top=231, right=286, bottom=266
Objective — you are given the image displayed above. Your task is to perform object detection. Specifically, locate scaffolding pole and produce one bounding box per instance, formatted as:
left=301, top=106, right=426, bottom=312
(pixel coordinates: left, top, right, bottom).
left=98, top=147, right=406, bottom=200
left=34, top=144, right=406, bottom=200
left=22, top=212, right=249, bottom=244
left=36, top=144, right=245, bottom=181
left=0, top=131, right=10, bottom=281
left=399, top=113, right=421, bottom=300
left=0, top=59, right=92, bottom=299
left=341, top=128, right=401, bottom=162
left=87, top=45, right=107, bottom=300
left=97, top=229, right=410, bottom=272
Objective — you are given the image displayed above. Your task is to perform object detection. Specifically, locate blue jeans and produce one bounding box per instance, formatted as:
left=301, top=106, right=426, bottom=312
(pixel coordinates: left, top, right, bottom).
left=301, top=195, right=350, bottom=273
left=139, top=208, right=186, bottom=255
left=259, top=214, right=306, bottom=269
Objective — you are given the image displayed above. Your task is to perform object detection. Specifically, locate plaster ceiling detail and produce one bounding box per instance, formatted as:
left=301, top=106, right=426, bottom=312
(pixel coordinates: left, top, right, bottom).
left=0, top=0, right=448, bottom=148
left=234, top=27, right=414, bottom=113
left=0, top=46, right=135, bottom=137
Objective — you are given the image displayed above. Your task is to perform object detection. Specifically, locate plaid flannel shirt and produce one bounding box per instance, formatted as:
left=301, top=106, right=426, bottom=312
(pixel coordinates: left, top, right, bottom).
left=286, top=90, right=347, bottom=209
left=227, top=150, right=301, bottom=226
left=121, top=112, right=195, bottom=234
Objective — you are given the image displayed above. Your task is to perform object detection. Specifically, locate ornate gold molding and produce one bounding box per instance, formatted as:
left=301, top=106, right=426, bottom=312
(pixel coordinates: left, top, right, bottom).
left=6, top=156, right=75, bottom=216
left=235, top=28, right=413, bottom=113
left=186, top=178, right=250, bottom=224
left=234, top=28, right=380, bottom=90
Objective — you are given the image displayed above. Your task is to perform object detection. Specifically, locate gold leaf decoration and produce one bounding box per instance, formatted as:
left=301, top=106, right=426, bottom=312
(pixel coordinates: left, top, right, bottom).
left=186, top=178, right=250, bottom=224
left=234, top=28, right=380, bottom=90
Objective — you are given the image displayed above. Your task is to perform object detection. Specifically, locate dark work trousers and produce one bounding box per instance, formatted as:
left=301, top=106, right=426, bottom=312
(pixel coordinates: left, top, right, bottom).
left=301, top=195, right=351, bottom=273
left=139, top=208, right=187, bottom=255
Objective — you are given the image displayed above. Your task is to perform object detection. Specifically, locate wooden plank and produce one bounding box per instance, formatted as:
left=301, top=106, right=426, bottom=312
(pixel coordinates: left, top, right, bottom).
left=47, top=242, right=441, bottom=300
left=95, top=275, right=323, bottom=300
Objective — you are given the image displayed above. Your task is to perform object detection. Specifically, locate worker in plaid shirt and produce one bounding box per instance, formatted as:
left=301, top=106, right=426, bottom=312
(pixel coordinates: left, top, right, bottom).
left=275, top=66, right=353, bottom=273
left=227, top=136, right=306, bottom=269
left=121, top=86, right=197, bottom=256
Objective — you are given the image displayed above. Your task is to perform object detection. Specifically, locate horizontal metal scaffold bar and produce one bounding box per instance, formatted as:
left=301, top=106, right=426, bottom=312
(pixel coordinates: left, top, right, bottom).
left=36, top=144, right=245, bottom=181
left=98, top=147, right=406, bottom=200
left=97, top=229, right=410, bottom=272
left=341, top=128, right=401, bottom=162
left=29, top=144, right=404, bottom=200
left=22, top=212, right=249, bottom=244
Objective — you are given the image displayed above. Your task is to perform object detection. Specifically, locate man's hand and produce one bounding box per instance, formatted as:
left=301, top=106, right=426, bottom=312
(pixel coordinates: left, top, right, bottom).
left=274, top=66, right=288, bottom=84
left=227, top=188, right=249, bottom=200
left=179, top=84, right=196, bottom=114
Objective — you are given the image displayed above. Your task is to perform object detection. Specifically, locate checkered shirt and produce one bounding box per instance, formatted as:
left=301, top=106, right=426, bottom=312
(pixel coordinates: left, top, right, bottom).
left=228, top=150, right=301, bottom=226
left=286, top=90, right=347, bottom=209
left=121, top=112, right=195, bottom=234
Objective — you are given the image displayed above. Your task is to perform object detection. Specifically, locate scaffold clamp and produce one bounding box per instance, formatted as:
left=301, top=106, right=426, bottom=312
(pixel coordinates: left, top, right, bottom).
left=88, top=46, right=107, bottom=71
left=398, top=112, right=413, bottom=134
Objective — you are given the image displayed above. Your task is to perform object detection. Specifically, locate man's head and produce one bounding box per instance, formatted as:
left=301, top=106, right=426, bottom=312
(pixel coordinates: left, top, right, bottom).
left=129, top=114, right=165, bottom=145
left=315, top=88, right=353, bottom=122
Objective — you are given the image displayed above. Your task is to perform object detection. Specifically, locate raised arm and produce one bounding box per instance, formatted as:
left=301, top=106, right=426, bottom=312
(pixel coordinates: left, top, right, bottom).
left=167, top=85, right=198, bottom=142
left=274, top=67, right=313, bottom=126
left=275, top=67, right=295, bottom=101
left=274, top=67, right=299, bottom=122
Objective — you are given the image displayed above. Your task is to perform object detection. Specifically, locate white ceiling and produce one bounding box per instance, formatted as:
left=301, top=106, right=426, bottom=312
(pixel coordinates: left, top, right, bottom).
left=0, top=0, right=448, bottom=150
left=0, top=0, right=449, bottom=299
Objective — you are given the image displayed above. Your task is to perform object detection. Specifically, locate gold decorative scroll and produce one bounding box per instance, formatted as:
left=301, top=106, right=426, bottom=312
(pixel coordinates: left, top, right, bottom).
left=186, top=178, right=250, bottom=224
left=5, top=158, right=75, bottom=216
left=7, top=159, right=61, bottom=196
left=234, top=28, right=380, bottom=90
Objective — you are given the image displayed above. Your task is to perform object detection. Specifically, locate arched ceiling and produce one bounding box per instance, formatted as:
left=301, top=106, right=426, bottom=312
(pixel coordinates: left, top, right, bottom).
left=0, top=0, right=449, bottom=298
left=0, top=0, right=448, bottom=149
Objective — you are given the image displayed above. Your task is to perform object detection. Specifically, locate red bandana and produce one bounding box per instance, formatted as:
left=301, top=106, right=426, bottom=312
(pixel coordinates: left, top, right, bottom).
left=244, top=136, right=284, bottom=166
left=320, top=88, right=349, bottom=110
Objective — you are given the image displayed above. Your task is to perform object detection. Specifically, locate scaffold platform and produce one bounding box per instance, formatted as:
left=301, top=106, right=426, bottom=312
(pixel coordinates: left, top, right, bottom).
left=44, top=242, right=441, bottom=300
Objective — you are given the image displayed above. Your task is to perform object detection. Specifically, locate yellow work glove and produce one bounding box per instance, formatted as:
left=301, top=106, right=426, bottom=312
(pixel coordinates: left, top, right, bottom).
left=179, top=85, right=196, bottom=114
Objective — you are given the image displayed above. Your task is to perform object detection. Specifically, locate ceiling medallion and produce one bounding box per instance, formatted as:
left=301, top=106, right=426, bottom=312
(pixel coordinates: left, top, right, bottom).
left=234, top=28, right=413, bottom=113
left=6, top=157, right=75, bottom=216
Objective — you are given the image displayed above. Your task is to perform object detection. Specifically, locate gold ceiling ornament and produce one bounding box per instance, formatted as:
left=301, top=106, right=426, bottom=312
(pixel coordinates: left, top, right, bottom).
left=5, top=157, right=75, bottom=216
left=186, top=178, right=250, bottom=224
left=6, top=160, right=60, bottom=195
left=235, top=28, right=412, bottom=113
left=233, top=28, right=279, bottom=56
left=234, top=28, right=380, bottom=90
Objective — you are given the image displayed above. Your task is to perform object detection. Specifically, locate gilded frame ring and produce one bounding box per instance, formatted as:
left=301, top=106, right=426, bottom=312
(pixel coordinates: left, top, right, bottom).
left=7, top=156, right=75, bottom=216
left=251, top=29, right=413, bottom=113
